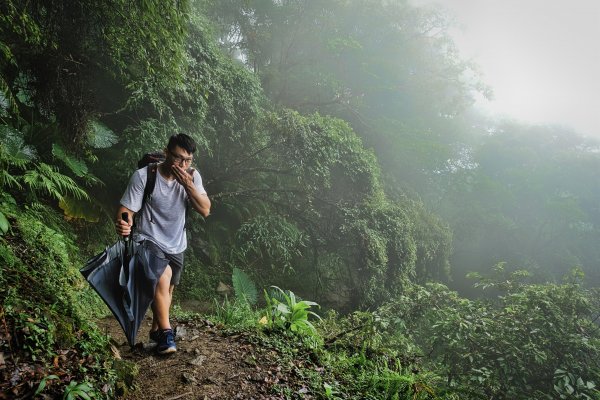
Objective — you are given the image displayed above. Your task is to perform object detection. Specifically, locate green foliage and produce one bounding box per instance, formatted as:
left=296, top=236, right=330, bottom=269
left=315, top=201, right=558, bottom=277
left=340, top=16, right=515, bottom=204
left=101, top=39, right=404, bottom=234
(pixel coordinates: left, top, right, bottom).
left=86, top=121, right=118, bottom=149
left=379, top=274, right=600, bottom=399
left=33, top=374, right=60, bottom=397
left=205, top=0, right=600, bottom=293
left=205, top=0, right=487, bottom=195
left=1, top=0, right=192, bottom=145
left=263, top=286, right=321, bottom=336
left=51, top=144, right=102, bottom=189
left=52, top=144, right=90, bottom=178
left=5, top=3, right=598, bottom=399
left=232, top=267, right=258, bottom=305
left=363, top=369, right=438, bottom=400
left=23, top=163, right=89, bottom=201
left=554, top=369, right=598, bottom=400
left=0, top=124, right=36, bottom=169
left=0, top=203, right=117, bottom=398
left=0, top=211, right=8, bottom=235
left=435, top=124, right=600, bottom=290
left=234, top=215, right=306, bottom=273
left=308, top=274, right=600, bottom=399
left=58, top=196, right=102, bottom=223
left=170, top=304, right=200, bottom=322
left=211, top=296, right=260, bottom=331
left=202, top=105, right=435, bottom=308
left=0, top=123, right=94, bottom=211
left=62, top=380, right=95, bottom=400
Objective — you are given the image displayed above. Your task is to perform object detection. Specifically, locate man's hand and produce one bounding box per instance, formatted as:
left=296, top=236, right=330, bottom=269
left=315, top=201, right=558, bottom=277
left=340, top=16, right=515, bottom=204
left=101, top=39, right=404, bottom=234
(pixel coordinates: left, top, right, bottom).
left=115, top=211, right=133, bottom=237
left=172, top=165, right=211, bottom=217
left=172, top=164, right=194, bottom=189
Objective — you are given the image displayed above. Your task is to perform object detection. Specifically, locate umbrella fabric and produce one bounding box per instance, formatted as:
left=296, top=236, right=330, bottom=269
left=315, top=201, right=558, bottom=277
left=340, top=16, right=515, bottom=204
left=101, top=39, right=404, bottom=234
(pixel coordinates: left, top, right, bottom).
left=81, top=239, right=169, bottom=346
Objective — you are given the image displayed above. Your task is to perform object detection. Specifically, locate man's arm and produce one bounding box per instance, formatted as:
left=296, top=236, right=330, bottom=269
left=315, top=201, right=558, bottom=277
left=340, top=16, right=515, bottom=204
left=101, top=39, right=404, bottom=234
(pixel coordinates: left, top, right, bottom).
left=115, top=205, right=135, bottom=236
left=172, top=165, right=211, bottom=217
left=187, top=190, right=211, bottom=218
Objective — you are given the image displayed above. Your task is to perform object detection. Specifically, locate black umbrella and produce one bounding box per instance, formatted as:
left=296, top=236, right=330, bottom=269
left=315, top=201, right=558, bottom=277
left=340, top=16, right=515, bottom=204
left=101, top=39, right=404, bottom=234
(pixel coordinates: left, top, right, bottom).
left=80, top=214, right=169, bottom=346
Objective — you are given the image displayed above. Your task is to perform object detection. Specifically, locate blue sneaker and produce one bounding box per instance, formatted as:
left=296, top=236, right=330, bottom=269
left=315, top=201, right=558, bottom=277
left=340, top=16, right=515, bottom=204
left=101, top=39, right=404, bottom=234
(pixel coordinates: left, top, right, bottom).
left=156, top=329, right=176, bottom=355
left=149, top=329, right=160, bottom=343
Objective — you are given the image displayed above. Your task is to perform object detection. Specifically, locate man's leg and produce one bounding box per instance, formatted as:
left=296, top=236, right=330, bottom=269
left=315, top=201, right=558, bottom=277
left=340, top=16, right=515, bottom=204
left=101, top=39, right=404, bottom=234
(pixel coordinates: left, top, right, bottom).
left=152, top=265, right=177, bottom=354
left=151, top=283, right=175, bottom=333
left=153, top=265, right=173, bottom=330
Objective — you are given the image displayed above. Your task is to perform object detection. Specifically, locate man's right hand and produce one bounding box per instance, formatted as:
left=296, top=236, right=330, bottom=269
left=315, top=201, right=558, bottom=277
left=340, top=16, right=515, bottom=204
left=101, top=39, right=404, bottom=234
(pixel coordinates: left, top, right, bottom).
left=115, top=216, right=132, bottom=237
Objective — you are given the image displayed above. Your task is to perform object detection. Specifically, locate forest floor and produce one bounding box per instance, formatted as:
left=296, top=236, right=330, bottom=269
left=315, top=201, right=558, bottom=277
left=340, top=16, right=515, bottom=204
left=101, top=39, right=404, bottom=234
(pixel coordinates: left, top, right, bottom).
left=98, top=315, right=317, bottom=400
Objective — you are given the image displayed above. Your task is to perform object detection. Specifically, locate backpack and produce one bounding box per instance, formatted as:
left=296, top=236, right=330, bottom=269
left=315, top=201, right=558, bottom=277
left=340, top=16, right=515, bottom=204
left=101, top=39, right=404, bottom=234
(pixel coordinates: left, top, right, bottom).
left=137, top=152, right=166, bottom=216
left=136, top=151, right=194, bottom=226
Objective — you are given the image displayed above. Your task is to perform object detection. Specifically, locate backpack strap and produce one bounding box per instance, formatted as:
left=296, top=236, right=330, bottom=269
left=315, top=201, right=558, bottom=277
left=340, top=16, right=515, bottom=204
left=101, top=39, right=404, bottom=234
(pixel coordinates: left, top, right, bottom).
left=141, top=162, right=159, bottom=223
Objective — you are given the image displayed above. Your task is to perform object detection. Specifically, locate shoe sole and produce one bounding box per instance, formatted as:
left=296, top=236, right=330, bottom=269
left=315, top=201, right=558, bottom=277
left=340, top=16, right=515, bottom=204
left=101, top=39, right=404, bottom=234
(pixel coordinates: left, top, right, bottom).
left=157, top=347, right=177, bottom=355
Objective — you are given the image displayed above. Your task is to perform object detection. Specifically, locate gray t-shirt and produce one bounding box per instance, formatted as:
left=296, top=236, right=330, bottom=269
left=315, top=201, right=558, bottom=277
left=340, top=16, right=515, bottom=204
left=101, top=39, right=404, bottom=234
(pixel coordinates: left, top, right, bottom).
left=120, top=165, right=206, bottom=254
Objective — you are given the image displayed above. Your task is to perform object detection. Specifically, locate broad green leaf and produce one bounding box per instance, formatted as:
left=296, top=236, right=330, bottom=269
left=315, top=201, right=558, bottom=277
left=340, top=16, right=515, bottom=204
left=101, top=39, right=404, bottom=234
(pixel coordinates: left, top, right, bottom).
left=0, top=211, right=9, bottom=235
left=232, top=267, right=258, bottom=305
left=87, top=120, right=118, bottom=149
left=0, top=124, right=36, bottom=166
left=59, top=196, right=101, bottom=222
left=33, top=375, right=59, bottom=396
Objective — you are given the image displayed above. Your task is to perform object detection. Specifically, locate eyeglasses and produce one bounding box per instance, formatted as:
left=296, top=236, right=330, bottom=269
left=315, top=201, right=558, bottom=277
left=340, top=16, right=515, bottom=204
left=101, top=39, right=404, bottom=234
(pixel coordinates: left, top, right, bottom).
left=169, top=150, right=193, bottom=165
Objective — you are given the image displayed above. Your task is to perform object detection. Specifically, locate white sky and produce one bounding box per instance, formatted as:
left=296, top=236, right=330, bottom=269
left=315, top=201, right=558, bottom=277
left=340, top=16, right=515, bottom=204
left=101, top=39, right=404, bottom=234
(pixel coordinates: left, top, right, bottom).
left=411, top=0, right=600, bottom=137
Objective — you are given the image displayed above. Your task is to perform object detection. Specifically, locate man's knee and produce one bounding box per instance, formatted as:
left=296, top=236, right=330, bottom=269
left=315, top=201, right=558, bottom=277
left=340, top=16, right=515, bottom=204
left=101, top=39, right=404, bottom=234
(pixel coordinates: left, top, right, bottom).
left=158, top=265, right=173, bottom=286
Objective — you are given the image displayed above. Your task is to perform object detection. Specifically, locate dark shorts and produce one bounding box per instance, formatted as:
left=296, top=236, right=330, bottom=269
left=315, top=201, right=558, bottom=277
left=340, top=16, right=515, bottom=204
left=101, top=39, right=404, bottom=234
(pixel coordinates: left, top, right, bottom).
left=144, top=240, right=184, bottom=285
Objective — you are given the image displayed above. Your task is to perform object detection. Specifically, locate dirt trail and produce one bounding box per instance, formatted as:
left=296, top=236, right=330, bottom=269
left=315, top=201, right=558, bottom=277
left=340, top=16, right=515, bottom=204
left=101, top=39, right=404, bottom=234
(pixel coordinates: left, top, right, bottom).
left=97, top=316, right=296, bottom=400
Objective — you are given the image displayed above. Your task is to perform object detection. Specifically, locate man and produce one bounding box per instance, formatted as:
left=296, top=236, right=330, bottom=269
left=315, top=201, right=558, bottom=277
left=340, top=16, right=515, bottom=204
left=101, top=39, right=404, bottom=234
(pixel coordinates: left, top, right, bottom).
left=115, top=133, right=210, bottom=354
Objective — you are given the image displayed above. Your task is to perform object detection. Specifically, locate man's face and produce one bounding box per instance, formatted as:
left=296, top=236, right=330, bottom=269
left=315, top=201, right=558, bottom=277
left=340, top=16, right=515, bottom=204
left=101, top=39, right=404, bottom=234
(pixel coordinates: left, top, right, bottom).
left=166, top=145, right=193, bottom=169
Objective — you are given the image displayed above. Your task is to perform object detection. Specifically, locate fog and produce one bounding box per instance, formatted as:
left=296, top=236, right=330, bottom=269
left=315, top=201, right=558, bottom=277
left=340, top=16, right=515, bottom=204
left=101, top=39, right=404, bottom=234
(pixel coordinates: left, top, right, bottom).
left=412, top=0, right=600, bottom=137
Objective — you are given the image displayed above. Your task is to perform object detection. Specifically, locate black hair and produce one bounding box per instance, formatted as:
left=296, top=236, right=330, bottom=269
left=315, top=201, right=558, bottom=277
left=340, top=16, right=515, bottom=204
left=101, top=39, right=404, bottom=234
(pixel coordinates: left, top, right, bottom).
left=167, top=133, right=196, bottom=154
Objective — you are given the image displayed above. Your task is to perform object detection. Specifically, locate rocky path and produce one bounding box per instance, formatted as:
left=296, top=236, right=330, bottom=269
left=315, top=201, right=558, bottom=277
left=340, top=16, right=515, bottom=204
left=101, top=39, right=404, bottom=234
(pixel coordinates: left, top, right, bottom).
left=97, top=316, right=299, bottom=400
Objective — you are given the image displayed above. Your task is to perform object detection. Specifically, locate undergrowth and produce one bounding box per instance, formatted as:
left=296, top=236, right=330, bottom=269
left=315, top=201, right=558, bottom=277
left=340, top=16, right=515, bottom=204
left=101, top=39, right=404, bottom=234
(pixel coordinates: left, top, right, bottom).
left=0, top=202, right=120, bottom=399
left=204, top=285, right=448, bottom=400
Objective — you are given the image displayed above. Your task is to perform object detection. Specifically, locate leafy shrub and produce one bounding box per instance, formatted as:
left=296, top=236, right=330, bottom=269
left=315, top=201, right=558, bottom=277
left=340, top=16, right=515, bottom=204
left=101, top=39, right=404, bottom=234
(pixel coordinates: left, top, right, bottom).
left=263, top=286, right=321, bottom=336
left=383, top=272, right=600, bottom=399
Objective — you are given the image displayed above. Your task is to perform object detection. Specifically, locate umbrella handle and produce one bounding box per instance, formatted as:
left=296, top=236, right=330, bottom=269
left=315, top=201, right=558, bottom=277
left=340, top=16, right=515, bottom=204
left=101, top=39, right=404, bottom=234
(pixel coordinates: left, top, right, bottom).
left=121, top=212, right=130, bottom=242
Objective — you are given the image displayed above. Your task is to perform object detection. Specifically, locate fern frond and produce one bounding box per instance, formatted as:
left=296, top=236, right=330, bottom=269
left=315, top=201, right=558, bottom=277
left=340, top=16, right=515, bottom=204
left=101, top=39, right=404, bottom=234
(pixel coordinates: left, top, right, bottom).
left=51, top=144, right=103, bottom=187
left=52, top=144, right=89, bottom=177
left=23, top=163, right=89, bottom=201
left=0, top=170, right=22, bottom=189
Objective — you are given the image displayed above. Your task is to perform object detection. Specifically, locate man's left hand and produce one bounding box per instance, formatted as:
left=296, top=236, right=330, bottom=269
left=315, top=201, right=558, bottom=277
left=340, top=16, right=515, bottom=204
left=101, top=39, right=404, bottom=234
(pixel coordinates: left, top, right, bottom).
left=172, top=165, right=194, bottom=190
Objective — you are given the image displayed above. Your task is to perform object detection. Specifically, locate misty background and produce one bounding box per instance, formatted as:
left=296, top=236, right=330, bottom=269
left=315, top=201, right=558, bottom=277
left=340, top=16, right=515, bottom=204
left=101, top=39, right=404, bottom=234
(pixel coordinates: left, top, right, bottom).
left=414, top=0, right=600, bottom=138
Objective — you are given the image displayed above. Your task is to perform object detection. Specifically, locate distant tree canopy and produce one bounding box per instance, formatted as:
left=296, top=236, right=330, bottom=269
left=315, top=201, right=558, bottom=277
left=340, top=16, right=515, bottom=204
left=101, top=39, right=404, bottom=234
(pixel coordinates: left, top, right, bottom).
left=202, top=0, right=600, bottom=288
left=202, top=0, right=491, bottom=188
left=432, top=123, right=600, bottom=292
